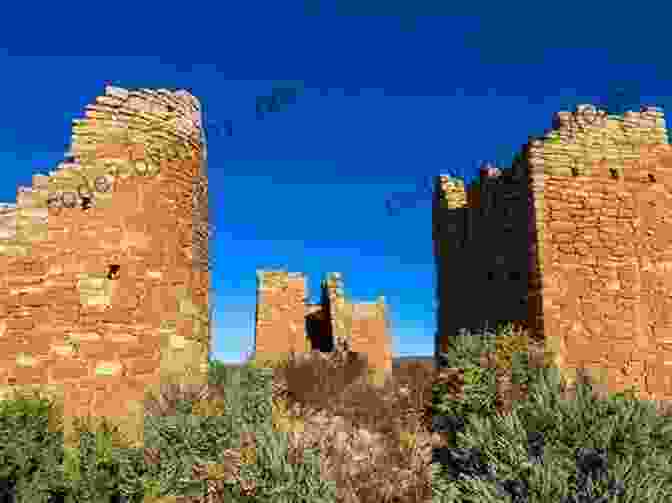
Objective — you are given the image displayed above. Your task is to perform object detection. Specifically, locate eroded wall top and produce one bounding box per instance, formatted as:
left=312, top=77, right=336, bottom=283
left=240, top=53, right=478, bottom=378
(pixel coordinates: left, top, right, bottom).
left=70, top=85, right=205, bottom=163
left=435, top=104, right=668, bottom=210
left=527, top=104, right=666, bottom=179
left=0, top=86, right=208, bottom=260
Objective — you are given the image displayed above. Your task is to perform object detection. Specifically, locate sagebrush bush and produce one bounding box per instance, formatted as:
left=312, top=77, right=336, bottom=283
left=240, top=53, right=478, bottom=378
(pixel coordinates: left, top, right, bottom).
left=0, top=355, right=340, bottom=502
left=431, top=323, right=672, bottom=502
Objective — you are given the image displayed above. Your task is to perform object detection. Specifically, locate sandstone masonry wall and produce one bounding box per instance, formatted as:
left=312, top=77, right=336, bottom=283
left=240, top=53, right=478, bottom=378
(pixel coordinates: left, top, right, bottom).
left=435, top=104, right=672, bottom=403
left=255, top=271, right=311, bottom=358
left=255, top=270, right=392, bottom=374
left=0, top=86, right=212, bottom=447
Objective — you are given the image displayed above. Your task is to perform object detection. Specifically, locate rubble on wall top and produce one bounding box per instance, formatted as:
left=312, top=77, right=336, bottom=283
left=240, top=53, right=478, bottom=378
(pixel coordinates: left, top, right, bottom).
left=480, top=163, right=502, bottom=178
left=105, top=86, right=129, bottom=100
left=0, top=84, right=208, bottom=227
left=541, top=103, right=667, bottom=143
left=255, top=270, right=306, bottom=288
left=322, top=273, right=345, bottom=293
left=256, top=269, right=304, bottom=277
left=437, top=174, right=465, bottom=184
left=563, top=103, right=665, bottom=120
left=66, top=84, right=206, bottom=166
left=105, top=85, right=201, bottom=112
left=76, top=85, right=205, bottom=137
left=0, top=203, right=17, bottom=213
left=352, top=302, right=379, bottom=317
left=435, top=103, right=668, bottom=206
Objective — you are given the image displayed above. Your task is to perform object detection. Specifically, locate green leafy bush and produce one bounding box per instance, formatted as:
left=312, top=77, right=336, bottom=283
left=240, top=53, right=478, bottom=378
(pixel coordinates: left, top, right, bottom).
left=0, top=356, right=336, bottom=502
left=431, top=327, right=672, bottom=502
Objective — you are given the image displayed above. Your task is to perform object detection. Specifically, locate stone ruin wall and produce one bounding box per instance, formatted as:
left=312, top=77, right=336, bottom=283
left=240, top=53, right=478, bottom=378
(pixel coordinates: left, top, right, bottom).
left=254, top=270, right=392, bottom=374
left=255, top=271, right=311, bottom=357
left=435, top=104, right=672, bottom=403
left=0, top=85, right=212, bottom=447
left=433, top=161, right=529, bottom=353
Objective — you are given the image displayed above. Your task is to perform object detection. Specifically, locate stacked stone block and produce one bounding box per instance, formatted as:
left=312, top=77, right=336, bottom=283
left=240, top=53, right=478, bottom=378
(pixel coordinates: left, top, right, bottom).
left=349, top=298, right=392, bottom=374
left=0, top=85, right=212, bottom=448
left=322, top=272, right=351, bottom=355
left=255, top=270, right=311, bottom=360
left=434, top=104, right=672, bottom=403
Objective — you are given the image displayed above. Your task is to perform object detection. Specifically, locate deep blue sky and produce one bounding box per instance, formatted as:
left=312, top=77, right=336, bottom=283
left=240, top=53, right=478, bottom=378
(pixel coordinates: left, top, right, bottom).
left=0, top=2, right=669, bottom=363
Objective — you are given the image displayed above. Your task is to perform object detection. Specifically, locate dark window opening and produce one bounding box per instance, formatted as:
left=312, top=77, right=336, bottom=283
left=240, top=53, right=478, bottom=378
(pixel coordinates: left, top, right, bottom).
left=649, top=173, right=656, bottom=183
left=487, top=272, right=495, bottom=281
left=508, top=271, right=521, bottom=280
left=571, top=167, right=579, bottom=177
left=81, top=196, right=93, bottom=210
left=609, top=168, right=619, bottom=179
left=306, top=313, right=333, bottom=352
left=107, top=265, right=121, bottom=280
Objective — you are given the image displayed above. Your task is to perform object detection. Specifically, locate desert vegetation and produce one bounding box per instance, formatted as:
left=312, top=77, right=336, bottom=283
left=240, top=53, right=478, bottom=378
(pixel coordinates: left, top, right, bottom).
left=0, top=322, right=671, bottom=502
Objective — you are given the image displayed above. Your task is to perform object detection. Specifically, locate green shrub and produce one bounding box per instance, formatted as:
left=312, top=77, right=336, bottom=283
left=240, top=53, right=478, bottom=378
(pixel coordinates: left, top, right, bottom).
left=431, top=357, right=672, bottom=501
left=227, top=420, right=337, bottom=502
left=0, top=357, right=334, bottom=502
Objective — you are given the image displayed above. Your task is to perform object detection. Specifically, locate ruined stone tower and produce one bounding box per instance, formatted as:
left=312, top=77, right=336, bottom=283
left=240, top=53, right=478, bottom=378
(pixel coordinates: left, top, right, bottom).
left=0, top=86, right=212, bottom=447
left=434, top=104, right=672, bottom=403
left=255, top=270, right=393, bottom=375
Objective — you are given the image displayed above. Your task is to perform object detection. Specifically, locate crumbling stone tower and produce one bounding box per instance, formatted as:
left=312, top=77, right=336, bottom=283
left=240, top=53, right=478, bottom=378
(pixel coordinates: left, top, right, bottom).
left=0, top=86, right=212, bottom=447
left=255, top=270, right=392, bottom=374
left=434, top=104, right=672, bottom=403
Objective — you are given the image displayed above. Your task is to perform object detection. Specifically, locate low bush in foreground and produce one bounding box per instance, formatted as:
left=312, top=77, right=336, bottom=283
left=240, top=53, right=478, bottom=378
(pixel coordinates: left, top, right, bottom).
left=430, top=323, right=672, bottom=502
left=0, top=322, right=671, bottom=502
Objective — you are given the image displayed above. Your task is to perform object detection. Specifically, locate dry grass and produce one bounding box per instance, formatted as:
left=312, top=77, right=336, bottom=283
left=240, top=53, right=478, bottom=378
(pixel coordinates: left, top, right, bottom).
left=122, top=350, right=438, bottom=502
left=264, top=351, right=438, bottom=503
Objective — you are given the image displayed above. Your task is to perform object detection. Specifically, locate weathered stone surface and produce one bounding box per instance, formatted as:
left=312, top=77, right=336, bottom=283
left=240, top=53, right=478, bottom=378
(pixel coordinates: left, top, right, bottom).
left=0, top=86, right=212, bottom=448
left=435, top=105, right=672, bottom=404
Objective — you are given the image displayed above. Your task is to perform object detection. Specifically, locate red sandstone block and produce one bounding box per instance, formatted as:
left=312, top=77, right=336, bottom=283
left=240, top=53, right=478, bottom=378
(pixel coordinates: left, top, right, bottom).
left=77, top=341, right=121, bottom=360
left=118, top=341, right=157, bottom=360
left=67, top=386, right=96, bottom=405
left=161, top=267, right=192, bottom=284
left=5, top=317, right=35, bottom=330
left=111, top=288, right=141, bottom=311
left=19, top=292, right=51, bottom=307
left=175, top=318, right=194, bottom=338
left=127, top=357, right=160, bottom=377
left=50, top=361, right=90, bottom=381
left=13, top=364, right=48, bottom=385
left=0, top=350, right=20, bottom=370
left=129, top=144, right=146, bottom=161
left=49, top=310, right=80, bottom=324
left=101, top=307, right=136, bottom=324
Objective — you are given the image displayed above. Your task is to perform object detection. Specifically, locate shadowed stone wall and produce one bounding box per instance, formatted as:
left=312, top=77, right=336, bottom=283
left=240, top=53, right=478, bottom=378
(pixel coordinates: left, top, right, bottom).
left=435, top=104, right=672, bottom=403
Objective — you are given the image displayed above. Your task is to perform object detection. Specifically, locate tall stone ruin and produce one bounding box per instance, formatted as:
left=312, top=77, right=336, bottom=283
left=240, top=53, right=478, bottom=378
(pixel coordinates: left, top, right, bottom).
left=434, top=104, right=672, bottom=403
left=0, top=85, right=212, bottom=447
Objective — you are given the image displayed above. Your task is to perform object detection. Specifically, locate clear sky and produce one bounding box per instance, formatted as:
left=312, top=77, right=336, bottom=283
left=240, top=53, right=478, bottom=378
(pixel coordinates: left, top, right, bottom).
left=0, top=2, right=669, bottom=363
